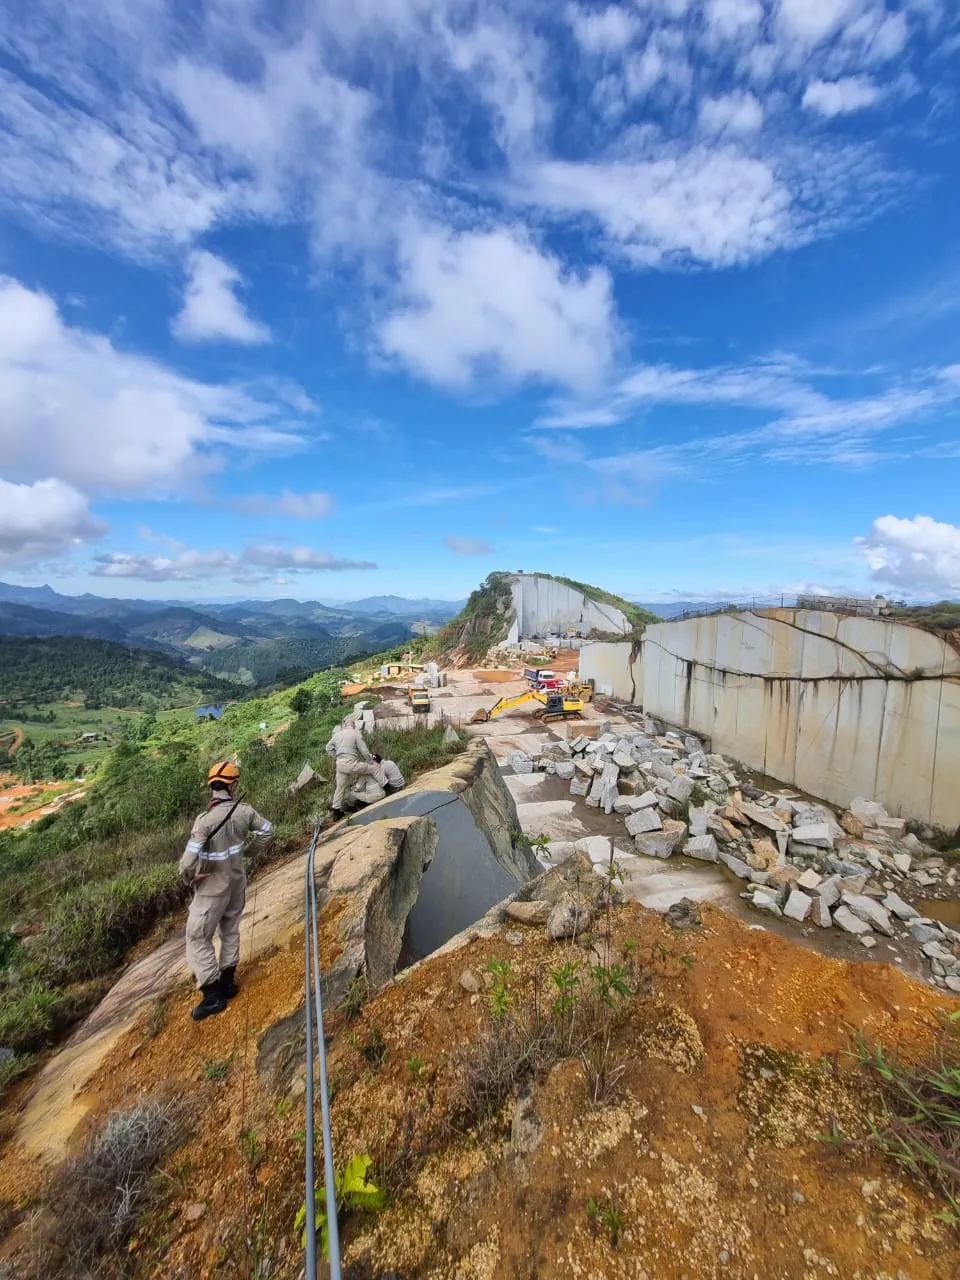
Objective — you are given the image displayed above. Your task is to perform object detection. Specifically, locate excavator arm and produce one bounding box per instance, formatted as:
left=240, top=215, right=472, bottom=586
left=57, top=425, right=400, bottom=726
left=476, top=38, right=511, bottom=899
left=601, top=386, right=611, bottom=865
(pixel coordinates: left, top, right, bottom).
left=471, top=690, right=539, bottom=723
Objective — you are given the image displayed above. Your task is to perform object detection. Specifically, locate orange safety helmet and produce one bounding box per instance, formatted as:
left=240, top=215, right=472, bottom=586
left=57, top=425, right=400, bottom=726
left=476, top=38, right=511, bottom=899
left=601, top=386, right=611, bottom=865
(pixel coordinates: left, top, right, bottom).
left=207, top=760, right=240, bottom=788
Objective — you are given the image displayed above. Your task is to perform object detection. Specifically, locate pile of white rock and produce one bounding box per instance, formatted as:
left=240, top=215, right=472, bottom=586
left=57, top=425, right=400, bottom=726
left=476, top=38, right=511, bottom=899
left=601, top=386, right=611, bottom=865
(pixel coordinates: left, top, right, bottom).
left=514, top=724, right=960, bottom=991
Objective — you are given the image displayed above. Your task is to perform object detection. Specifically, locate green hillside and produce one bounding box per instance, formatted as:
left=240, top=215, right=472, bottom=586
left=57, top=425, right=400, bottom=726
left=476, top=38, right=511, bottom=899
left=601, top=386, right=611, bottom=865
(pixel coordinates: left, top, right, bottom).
left=0, top=662, right=465, bottom=1101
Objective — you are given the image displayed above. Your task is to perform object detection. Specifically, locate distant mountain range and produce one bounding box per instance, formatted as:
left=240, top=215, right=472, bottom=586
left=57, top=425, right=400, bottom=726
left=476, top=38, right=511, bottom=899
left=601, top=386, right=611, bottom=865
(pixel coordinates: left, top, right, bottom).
left=0, top=582, right=465, bottom=686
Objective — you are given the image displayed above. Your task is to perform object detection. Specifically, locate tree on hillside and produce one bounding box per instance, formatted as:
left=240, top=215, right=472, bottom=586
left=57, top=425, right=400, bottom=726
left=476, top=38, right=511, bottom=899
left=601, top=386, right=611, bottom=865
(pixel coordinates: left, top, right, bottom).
left=290, top=687, right=314, bottom=717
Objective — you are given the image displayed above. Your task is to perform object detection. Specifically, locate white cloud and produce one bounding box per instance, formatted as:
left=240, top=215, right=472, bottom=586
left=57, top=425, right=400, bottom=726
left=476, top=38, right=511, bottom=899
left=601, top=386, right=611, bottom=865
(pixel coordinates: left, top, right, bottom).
left=379, top=226, right=617, bottom=390
left=803, top=76, right=881, bottom=117
left=857, top=515, right=960, bottom=596
left=93, top=544, right=377, bottom=582
left=777, top=0, right=867, bottom=51
left=0, top=276, right=315, bottom=499
left=444, top=536, right=494, bottom=556
left=567, top=4, right=637, bottom=54
left=235, top=491, right=334, bottom=519
left=586, top=448, right=686, bottom=505
left=523, top=150, right=792, bottom=267
left=699, top=91, right=765, bottom=135
left=0, top=478, right=105, bottom=565
left=704, top=0, right=765, bottom=41
left=172, top=250, right=270, bottom=345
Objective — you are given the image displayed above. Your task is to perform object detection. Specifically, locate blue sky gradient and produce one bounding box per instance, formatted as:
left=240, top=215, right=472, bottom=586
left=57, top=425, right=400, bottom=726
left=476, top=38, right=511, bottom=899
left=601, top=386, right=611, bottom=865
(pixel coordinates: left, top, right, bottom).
left=0, top=0, right=958, bottom=603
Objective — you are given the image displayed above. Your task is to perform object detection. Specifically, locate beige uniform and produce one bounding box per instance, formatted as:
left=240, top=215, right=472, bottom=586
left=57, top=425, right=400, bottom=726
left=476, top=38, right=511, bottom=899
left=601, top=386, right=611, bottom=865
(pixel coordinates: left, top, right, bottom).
left=179, top=798, right=273, bottom=988
left=325, top=725, right=378, bottom=810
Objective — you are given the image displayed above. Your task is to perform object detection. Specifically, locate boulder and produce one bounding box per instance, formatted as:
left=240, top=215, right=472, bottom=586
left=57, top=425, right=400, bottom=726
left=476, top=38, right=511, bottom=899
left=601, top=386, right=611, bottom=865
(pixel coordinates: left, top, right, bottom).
left=739, top=802, right=787, bottom=834
left=790, top=823, right=835, bottom=850
left=569, top=777, right=590, bottom=797
left=720, top=853, right=752, bottom=879
left=506, top=900, right=552, bottom=925
left=667, top=774, right=695, bottom=804
left=892, top=852, right=912, bottom=874
left=841, top=895, right=894, bottom=937
left=840, top=811, right=865, bottom=839
left=684, top=834, right=719, bottom=863
left=783, top=890, right=813, bottom=923
left=634, top=819, right=687, bottom=859
left=878, top=817, right=907, bottom=838
left=626, top=807, right=663, bottom=836
left=813, top=875, right=841, bottom=909
left=850, top=797, right=889, bottom=827
left=442, top=725, right=462, bottom=747
left=833, top=906, right=872, bottom=936
left=797, top=868, right=822, bottom=891
left=909, top=921, right=942, bottom=945
left=751, top=892, right=783, bottom=918
left=882, top=891, right=918, bottom=921
left=708, top=816, right=740, bottom=845
left=460, top=968, right=482, bottom=994
left=688, top=804, right=709, bottom=837
left=508, top=751, right=534, bottom=775
left=810, top=897, right=833, bottom=928
left=554, top=762, right=575, bottom=780
left=768, top=865, right=801, bottom=890
left=747, top=838, right=780, bottom=871
left=547, top=895, right=592, bottom=941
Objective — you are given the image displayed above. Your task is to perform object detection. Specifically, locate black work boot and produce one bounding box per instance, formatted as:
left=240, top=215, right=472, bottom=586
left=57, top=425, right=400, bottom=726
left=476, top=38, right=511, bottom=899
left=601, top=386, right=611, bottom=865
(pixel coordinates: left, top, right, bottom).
left=192, top=980, right=228, bottom=1021
left=220, top=965, right=239, bottom=999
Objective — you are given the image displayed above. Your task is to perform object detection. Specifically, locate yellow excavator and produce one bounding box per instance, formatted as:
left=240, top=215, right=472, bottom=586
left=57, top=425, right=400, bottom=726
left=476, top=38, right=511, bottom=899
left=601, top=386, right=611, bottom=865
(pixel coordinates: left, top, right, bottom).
left=471, top=689, right=585, bottom=724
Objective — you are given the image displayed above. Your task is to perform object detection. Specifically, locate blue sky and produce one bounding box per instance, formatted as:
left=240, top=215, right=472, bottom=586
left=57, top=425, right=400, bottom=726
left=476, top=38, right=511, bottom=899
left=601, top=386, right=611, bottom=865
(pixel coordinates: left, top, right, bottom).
left=1, top=0, right=959, bottom=604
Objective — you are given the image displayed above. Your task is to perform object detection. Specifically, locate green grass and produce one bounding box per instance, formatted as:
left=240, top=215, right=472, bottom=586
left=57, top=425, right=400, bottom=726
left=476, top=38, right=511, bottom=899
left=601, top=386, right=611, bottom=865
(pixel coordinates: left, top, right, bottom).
left=0, top=672, right=468, bottom=1082
left=855, top=1029, right=960, bottom=1219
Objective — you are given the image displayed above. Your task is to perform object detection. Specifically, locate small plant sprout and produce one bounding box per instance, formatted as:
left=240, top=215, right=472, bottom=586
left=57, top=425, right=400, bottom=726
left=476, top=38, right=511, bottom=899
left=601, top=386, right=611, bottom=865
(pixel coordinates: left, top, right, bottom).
left=588, top=1195, right=625, bottom=1246
left=294, top=1154, right=385, bottom=1260
left=484, top=958, right=514, bottom=1021
left=406, top=1054, right=425, bottom=1081
left=203, top=1058, right=231, bottom=1083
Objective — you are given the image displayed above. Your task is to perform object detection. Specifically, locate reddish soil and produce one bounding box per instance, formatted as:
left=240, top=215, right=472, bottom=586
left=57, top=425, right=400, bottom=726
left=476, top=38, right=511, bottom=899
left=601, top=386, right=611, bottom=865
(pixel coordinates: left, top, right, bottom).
left=2, top=899, right=957, bottom=1279
left=0, top=779, right=80, bottom=830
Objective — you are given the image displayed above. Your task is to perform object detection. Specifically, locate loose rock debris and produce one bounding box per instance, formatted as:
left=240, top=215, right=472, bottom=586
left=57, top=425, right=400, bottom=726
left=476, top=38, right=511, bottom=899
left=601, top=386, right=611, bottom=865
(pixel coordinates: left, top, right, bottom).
left=513, top=723, right=960, bottom=992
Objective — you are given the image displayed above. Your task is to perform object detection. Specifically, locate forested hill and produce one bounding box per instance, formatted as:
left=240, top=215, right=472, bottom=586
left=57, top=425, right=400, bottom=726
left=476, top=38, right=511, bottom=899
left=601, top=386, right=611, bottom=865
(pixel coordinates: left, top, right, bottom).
left=0, top=637, right=235, bottom=710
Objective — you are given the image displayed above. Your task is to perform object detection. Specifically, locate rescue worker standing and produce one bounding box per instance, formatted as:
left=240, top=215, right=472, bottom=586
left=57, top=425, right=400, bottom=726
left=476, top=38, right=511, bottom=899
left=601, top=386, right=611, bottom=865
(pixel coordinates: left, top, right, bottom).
left=325, top=716, right=379, bottom=818
left=179, top=761, right=274, bottom=1022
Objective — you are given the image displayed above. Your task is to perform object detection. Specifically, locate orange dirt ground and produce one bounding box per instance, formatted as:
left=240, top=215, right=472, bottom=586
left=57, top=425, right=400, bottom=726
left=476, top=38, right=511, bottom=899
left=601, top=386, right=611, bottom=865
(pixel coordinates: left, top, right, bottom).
left=0, top=778, right=79, bottom=830
left=1, top=897, right=958, bottom=1279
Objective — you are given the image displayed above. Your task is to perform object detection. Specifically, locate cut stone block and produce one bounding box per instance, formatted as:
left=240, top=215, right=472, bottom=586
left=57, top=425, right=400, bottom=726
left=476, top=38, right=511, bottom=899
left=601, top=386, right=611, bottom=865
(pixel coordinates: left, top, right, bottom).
left=708, top=816, right=740, bottom=845
left=740, top=802, right=787, bottom=834
left=892, top=853, right=912, bottom=875
left=508, top=751, right=534, bottom=775
left=791, top=822, right=835, bottom=849
left=797, top=868, right=823, bottom=891
left=850, top=797, right=889, bottom=826
left=841, top=894, right=894, bottom=936
left=667, top=774, right=695, bottom=804
left=882, top=891, right=918, bottom=921
left=747, top=838, right=779, bottom=871
left=768, top=865, right=801, bottom=890
left=684, top=834, right=719, bottom=862
left=783, top=890, right=813, bottom=923
left=554, top=762, right=575, bottom=780
left=810, top=897, right=833, bottom=928
left=634, top=819, right=687, bottom=859
left=814, top=876, right=841, bottom=909
left=720, top=853, right=752, bottom=879
left=569, top=777, right=590, bottom=798
left=625, top=807, right=663, bottom=836
left=878, top=817, right=907, bottom=838
left=688, top=804, right=709, bottom=837
left=833, top=906, right=872, bottom=936
left=751, top=892, right=782, bottom=918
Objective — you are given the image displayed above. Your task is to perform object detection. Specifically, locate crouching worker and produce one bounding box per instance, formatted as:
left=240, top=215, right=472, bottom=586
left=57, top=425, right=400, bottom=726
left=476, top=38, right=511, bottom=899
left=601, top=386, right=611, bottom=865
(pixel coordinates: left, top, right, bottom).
left=179, top=761, right=274, bottom=1022
left=372, top=754, right=405, bottom=794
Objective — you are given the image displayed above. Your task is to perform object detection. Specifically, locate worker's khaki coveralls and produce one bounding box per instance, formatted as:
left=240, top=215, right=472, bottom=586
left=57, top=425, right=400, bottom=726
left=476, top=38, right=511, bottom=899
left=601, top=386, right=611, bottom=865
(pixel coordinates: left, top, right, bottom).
left=179, top=798, right=274, bottom=988
left=326, top=725, right=379, bottom=810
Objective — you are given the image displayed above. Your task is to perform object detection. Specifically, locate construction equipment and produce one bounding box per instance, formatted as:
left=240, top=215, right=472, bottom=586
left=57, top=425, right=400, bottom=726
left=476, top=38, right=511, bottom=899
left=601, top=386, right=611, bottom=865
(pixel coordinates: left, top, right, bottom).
left=471, top=689, right=584, bottom=724
left=408, top=688, right=431, bottom=714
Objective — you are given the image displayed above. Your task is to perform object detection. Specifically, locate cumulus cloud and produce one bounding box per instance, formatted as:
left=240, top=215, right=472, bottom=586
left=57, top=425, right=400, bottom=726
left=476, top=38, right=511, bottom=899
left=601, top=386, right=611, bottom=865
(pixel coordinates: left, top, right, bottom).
left=0, top=276, right=314, bottom=498
left=857, top=514, right=960, bottom=596
left=236, top=490, right=334, bottom=519
left=699, top=91, right=764, bottom=135
left=444, top=536, right=494, bottom=556
left=567, top=4, right=637, bottom=54
left=93, top=544, right=376, bottom=581
left=379, top=227, right=617, bottom=390
left=172, top=250, right=271, bottom=345
left=0, top=478, right=105, bottom=565
left=522, top=150, right=793, bottom=267
left=803, top=76, right=881, bottom=117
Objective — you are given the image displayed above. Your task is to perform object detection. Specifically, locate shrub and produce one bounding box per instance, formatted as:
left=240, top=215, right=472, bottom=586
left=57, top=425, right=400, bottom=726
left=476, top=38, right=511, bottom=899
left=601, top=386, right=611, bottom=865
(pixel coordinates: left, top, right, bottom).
left=0, top=983, right=69, bottom=1055
left=30, top=1094, right=192, bottom=1278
